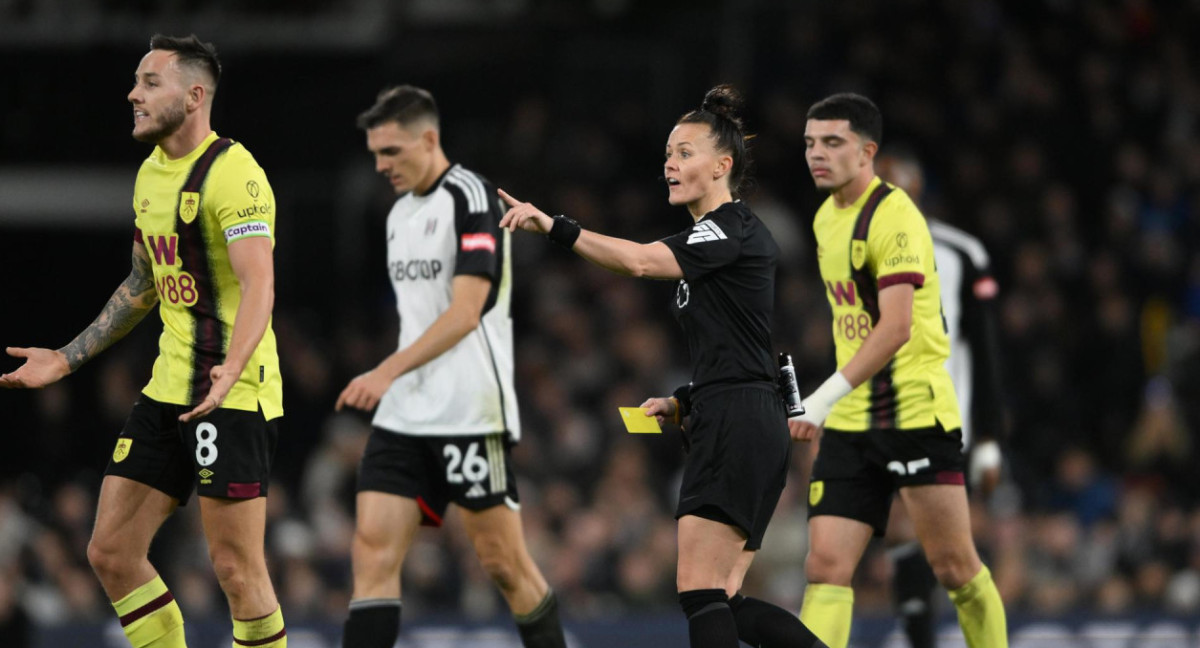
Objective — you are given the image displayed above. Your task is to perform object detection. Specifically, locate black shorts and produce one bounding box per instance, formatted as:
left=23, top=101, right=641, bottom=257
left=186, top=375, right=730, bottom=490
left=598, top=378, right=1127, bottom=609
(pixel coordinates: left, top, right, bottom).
left=808, top=423, right=965, bottom=535
left=105, top=396, right=280, bottom=505
left=675, top=385, right=791, bottom=551
left=357, top=428, right=520, bottom=527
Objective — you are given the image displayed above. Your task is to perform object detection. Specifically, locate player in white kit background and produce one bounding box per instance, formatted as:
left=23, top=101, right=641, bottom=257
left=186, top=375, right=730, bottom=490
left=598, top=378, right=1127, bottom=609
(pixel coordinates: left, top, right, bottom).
left=877, top=147, right=1010, bottom=648
left=335, top=85, right=566, bottom=648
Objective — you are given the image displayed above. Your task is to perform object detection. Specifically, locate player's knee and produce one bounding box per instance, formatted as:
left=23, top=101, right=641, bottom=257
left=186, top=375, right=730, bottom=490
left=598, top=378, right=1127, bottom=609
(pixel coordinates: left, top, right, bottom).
left=86, top=537, right=125, bottom=581
left=352, top=527, right=403, bottom=569
left=805, top=546, right=854, bottom=586
left=208, top=544, right=259, bottom=598
left=925, top=548, right=979, bottom=590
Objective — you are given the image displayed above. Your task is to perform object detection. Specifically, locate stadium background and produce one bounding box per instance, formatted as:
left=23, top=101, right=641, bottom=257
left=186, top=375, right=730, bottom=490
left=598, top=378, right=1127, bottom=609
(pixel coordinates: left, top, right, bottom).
left=2, top=1, right=1200, bottom=646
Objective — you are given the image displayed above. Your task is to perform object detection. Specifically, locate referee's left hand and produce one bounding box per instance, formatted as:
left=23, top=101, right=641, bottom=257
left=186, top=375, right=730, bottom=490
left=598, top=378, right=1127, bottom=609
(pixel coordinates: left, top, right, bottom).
left=640, top=397, right=675, bottom=426
left=497, top=189, right=553, bottom=234
left=180, top=364, right=235, bottom=422
left=336, top=368, right=391, bottom=412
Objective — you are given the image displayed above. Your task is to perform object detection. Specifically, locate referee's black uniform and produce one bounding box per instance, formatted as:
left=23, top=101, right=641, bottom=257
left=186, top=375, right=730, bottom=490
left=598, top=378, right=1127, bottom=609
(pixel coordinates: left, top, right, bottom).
left=661, top=200, right=790, bottom=550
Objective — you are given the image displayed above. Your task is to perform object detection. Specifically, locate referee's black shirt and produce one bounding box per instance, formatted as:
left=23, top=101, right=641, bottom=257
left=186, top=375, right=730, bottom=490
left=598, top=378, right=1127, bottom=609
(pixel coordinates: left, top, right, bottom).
left=661, top=200, right=779, bottom=394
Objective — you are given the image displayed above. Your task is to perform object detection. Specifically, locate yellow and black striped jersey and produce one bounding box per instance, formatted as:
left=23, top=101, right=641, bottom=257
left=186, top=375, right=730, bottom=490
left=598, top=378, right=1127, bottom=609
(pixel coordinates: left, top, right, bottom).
left=812, top=176, right=959, bottom=432
left=132, top=131, right=282, bottom=420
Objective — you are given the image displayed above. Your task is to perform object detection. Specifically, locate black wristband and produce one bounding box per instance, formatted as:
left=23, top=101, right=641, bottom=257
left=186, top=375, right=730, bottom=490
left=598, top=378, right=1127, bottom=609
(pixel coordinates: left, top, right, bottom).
left=547, top=214, right=582, bottom=249
left=672, top=383, right=692, bottom=418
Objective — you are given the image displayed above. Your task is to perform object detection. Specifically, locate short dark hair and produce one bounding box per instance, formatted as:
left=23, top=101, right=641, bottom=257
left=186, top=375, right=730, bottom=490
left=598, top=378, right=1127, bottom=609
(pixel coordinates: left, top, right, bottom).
left=149, top=34, right=221, bottom=89
left=677, top=84, right=754, bottom=199
left=806, top=93, right=883, bottom=145
left=356, top=85, right=440, bottom=131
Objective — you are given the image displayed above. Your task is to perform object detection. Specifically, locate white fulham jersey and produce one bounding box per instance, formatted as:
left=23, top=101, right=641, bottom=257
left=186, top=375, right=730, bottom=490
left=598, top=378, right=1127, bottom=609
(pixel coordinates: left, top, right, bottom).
left=930, top=219, right=999, bottom=447
left=373, top=164, right=520, bottom=440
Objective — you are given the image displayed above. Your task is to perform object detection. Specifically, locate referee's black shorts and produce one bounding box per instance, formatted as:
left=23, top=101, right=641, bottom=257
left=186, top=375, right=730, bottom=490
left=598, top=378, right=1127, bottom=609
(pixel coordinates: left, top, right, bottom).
left=675, top=384, right=791, bottom=551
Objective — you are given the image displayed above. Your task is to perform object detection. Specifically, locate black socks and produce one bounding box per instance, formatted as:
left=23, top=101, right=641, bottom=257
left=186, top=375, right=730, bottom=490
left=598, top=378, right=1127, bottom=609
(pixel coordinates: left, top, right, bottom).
left=514, top=590, right=567, bottom=648
left=730, top=593, right=827, bottom=648
left=342, top=598, right=401, bottom=648
left=893, top=542, right=939, bottom=648
left=679, top=589, right=739, bottom=648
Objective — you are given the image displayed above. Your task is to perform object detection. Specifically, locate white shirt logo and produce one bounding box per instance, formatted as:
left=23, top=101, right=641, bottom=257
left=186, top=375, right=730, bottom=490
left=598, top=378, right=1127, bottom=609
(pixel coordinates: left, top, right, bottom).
left=686, top=220, right=727, bottom=244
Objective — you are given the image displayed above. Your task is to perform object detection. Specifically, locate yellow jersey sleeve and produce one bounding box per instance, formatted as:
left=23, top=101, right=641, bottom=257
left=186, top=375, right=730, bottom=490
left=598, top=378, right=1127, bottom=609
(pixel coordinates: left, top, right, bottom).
left=866, top=189, right=929, bottom=288
left=817, top=181, right=961, bottom=432
left=207, top=150, right=276, bottom=246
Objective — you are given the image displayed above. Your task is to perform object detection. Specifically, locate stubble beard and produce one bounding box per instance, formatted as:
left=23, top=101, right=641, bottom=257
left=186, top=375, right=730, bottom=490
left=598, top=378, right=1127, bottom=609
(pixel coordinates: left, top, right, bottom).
left=133, top=99, right=187, bottom=144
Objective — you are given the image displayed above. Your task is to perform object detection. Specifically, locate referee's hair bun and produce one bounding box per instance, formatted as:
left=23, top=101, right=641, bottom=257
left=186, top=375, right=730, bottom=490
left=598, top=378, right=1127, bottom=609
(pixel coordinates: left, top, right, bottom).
left=701, top=84, right=745, bottom=129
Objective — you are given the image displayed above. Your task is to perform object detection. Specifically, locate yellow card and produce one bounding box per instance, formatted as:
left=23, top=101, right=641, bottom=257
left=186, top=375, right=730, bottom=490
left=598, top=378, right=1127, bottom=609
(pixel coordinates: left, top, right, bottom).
left=619, top=407, right=662, bottom=433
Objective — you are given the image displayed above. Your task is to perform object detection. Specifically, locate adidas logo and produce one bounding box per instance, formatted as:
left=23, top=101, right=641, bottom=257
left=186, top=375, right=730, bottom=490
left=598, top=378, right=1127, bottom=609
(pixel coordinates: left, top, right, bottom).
left=686, top=220, right=727, bottom=244
left=466, top=483, right=487, bottom=498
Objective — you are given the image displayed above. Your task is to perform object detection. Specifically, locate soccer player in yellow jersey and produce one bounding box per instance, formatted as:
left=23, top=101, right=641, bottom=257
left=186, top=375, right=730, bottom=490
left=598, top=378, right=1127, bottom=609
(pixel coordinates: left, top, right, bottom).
left=791, top=93, right=1007, bottom=648
left=0, top=35, right=286, bottom=648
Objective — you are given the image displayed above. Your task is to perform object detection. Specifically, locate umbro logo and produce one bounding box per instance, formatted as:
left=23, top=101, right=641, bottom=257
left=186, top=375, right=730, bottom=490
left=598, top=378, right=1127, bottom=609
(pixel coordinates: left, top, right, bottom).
left=686, top=220, right=727, bottom=244
left=466, top=483, right=487, bottom=498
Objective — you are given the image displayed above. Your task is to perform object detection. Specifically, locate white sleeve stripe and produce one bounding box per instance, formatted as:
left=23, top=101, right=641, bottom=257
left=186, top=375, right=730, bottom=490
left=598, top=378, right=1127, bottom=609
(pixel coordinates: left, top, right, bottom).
left=445, top=175, right=483, bottom=213
left=444, top=171, right=477, bottom=212
left=463, top=169, right=489, bottom=213
left=447, top=167, right=488, bottom=213
left=462, top=172, right=486, bottom=213
left=463, top=170, right=488, bottom=213
left=929, top=220, right=990, bottom=269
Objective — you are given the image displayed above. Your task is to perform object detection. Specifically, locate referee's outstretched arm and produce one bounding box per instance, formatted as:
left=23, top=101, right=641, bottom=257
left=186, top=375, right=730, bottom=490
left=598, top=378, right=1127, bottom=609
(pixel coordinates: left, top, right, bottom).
left=498, top=188, right=684, bottom=281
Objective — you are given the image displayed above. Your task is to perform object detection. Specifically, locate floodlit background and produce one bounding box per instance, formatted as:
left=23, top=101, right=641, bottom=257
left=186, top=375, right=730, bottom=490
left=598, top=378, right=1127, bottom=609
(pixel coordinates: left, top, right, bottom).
left=2, top=1, right=1199, bottom=646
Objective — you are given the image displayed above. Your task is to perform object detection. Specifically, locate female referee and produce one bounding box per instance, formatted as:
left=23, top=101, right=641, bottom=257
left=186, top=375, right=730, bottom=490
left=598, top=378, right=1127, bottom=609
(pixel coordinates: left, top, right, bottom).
left=499, top=85, right=825, bottom=648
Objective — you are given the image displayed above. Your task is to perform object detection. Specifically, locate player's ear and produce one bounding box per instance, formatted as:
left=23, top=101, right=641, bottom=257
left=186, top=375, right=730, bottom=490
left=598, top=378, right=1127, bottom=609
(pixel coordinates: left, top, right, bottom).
left=861, top=140, right=879, bottom=164
left=186, top=83, right=206, bottom=112
left=423, top=127, right=439, bottom=151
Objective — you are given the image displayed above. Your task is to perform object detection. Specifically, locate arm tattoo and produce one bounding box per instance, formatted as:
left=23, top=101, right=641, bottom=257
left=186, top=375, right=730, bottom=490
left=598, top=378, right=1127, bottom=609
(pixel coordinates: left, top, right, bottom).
left=58, top=245, right=160, bottom=372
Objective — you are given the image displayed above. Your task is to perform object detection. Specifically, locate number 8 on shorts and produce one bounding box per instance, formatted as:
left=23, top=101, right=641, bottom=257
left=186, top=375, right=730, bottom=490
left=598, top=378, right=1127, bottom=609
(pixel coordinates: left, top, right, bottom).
left=195, top=422, right=219, bottom=467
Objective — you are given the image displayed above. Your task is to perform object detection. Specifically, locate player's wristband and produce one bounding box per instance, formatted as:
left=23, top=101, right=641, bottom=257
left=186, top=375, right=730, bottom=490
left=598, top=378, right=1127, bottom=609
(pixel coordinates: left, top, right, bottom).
left=548, top=214, right=582, bottom=249
left=668, top=397, right=682, bottom=426
left=796, top=371, right=853, bottom=425
left=813, top=371, right=853, bottom=404
left=969, top=439, right=1002, bottom=488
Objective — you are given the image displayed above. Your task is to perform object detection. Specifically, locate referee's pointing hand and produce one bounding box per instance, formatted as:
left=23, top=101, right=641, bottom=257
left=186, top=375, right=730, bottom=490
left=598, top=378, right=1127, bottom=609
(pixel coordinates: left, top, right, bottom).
left=498, top=189, right=553, bottom=235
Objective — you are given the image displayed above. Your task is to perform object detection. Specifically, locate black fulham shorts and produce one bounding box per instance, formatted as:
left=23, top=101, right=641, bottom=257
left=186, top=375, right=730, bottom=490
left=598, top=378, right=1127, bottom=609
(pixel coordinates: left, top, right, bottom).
left=808, top=423, right=965, bottom=535
left=675, top=385, right=791, bottom=551
left=357, top=428, right=520, bottom=527
left=105, top=396, right=279, bottom=505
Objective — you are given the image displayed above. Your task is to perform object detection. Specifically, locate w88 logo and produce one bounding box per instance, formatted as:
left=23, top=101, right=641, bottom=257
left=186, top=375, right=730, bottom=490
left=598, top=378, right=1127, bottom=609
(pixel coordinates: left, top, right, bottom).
left=838, top=313, right=873, bottom=341
left=157, top=271, right=199, bottom=306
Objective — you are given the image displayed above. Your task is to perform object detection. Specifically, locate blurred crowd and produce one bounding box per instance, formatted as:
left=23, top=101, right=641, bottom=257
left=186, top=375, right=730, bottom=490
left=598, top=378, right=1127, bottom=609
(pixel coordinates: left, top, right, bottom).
left=4, top=0, right=1200, bottom=642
